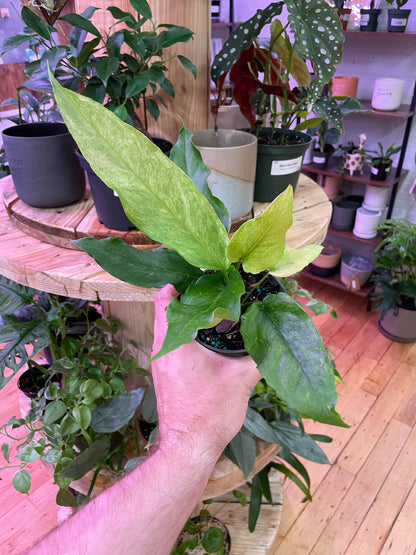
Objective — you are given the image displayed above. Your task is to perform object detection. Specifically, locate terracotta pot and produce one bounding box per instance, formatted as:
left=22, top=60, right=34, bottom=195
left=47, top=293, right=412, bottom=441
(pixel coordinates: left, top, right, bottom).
left=339, top=8, right=351, bottom=30
left=309, top=239, right=341, bottom=277
left=332, top=76, right=359, bottom=98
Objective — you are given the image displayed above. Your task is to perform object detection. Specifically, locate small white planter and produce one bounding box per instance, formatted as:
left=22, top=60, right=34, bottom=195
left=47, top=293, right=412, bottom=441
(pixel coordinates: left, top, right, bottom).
left=371, top=78, right=404, bottom=111
left=362, top=184, right=390, bottom=212
left=353, top=207, right=382, bottom=239
left=192, top=129, right=258, bottom=220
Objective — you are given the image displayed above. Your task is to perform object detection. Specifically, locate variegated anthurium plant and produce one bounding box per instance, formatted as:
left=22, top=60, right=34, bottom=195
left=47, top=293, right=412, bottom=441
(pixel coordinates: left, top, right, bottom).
left=49, top=73, right=347, bottom=504
left=211, top=0, right=346, bottom=138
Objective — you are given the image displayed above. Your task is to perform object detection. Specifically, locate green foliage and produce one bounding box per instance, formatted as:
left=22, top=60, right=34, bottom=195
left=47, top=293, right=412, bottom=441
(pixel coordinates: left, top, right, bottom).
left=0, top=280, right=148, bottom=503
left=50, top=75, right=346, bottom=511
left=371, top=219, right=416, bottom=317
left=385, top=0, right=409, bottom=9
left=211, top=0, right=345, bottom=132
left=360, top=142, right=401, bottom=167
left=0, top=2, right=196, bottom=129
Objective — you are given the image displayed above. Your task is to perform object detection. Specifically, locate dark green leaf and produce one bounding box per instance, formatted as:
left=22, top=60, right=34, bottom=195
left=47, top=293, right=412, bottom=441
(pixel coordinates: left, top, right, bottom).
left=275, top=449, right=311, bottom=489
left=177, top=55, right=197, bottom=78
left=41, top=46, right=68, bottom=74
left=159, top=77, right=174, bottom=97
left=95, top=57, right=120, bottom=87
left=44, top=400, right=67, bottom=425
left=170, top=125, right=231, bottom=232
left=129, top=0, right=152, bottom=19
left=107, top=31, right=125, bottom=58
left=125, top=74, right=150, bottom=98
left=270, top=460, right=312, bottom=501
left=43, top=448, right=61, bottom=464
left=59, top=14, right=101, bottom=38
left=224, top=429, right=256, bottom=479
left=16, top=444, right=43, bottom=463
left=244, top=407, right=281, bottom=444
left=0, top=321, right=50, bottom=389
left=248, top=473, right=263, bottom=532
left=241, top=294, right=346, bottom=426
left=56, top=488, right=78, bottom=507
left=146, top=98, right=160, bottom=121
left=91, top=388, right=145, bottom=433
left=153, top=266, right=245, bottom=359
left=0, top=276, right=37, bottom=315
left=123, top=30, right=146, bottom=57
left=157, top=27, right=194, bottom=49
left=72, top=406, right=92, bottom=430
left=83, top=81, right=106, bottom=104
left=233, top=489, right=248, bottom=506
left=141, top=385, right=158, bottom=424
left=269, top=421, right=330, bottom=464
left=13, top=469, right=31, bottom=494
left=74, top=239, right=203, bottom=294
left=21, top=7, right=52, bottom=40
left=202, top=526, right=224, bottom=552
left=71, top=37, right=100, bottom=67
left=107, top=7, right=136, bottom=26
left=1, top=34, right=31, bottom=55
left=1, top=442, right=10, bottom=462
left=59, top=440, right=110, bottom=480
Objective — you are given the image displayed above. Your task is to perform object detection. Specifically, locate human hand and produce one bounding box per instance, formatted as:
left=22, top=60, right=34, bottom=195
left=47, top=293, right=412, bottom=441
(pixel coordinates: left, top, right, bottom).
left=151, top=284, right=261, bottom=462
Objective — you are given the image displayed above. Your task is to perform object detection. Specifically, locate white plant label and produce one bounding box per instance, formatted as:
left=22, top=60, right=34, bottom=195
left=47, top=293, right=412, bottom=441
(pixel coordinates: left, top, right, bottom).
left=271, top=156, right=303, bottom=176
left=371, top=166, right=379, bottom=175
left=361, top=15, right=369, bottom=24
left=113, top=190, right=119, bottom=197
left=313, top=156, right=326, bottom=164
left=391, top=18, right=407, bottom=26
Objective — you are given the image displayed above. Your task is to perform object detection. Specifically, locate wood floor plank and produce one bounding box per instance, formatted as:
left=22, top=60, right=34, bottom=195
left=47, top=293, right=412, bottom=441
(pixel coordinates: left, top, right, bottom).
left=272, top=464, right=355, bottom=553
left=338, top=362, right=415, bottom=475
left=345, top=426, right=416, bottom=555
left=310, top=418, right=411, bottom=555
left=379, top=480, right=416, bottom=555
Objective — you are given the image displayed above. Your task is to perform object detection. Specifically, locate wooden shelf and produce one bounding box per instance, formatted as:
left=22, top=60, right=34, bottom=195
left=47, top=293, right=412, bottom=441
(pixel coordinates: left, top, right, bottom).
left=302, top=160, right=406, bottom=188
left=327, top=225, right=381, bottom=247
left=301, top=267, right=373, bottom=298
left=351, top=100, right=414, bottom=121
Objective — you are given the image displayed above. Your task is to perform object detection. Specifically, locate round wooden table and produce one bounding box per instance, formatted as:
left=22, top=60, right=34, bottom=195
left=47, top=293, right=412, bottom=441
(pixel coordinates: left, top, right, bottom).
left=0, top=173, right=331, bottom=368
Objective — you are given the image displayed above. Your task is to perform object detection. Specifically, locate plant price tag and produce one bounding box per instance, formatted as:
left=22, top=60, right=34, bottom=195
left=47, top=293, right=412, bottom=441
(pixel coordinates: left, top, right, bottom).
left=271, top=156, right=303, bottom=176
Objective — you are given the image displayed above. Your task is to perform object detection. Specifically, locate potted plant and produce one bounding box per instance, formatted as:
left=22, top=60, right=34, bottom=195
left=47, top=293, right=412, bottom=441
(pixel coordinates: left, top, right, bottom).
left=0, top=277, right=149, bottom=503
left=385, top=0, right=411, bottom=32
left=309, top=97, right=363, bottom=169
left=360, top=142, right=401, bottom=181
left=334, top=0, right=352, bottom=30
left=360, top=1, right=382, bottom=32
left=210, top=0, right=346, bottom=202
left=46, top=72, right=348, bottom=512
left=1, top=2, right=196, bottom=228
left=371, top=219, right=416, bottom=342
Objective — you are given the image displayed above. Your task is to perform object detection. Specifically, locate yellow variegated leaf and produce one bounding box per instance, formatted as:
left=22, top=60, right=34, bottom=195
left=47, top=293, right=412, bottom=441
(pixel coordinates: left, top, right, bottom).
left=227, top=186, right=293, bottom=274
left=269, top=244, right=323, bottom=278
left=271, top=20, right=311, bottom=87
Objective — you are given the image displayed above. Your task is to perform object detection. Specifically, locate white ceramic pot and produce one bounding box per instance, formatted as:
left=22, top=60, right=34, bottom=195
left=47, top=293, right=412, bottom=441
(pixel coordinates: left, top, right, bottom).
left=371, top=78, right=404, bottom=111
left=192, top=129, right=258, bottom=220
left=363, top=183, right=390, bottom=211
left=353, top=207, right=382, bottom=239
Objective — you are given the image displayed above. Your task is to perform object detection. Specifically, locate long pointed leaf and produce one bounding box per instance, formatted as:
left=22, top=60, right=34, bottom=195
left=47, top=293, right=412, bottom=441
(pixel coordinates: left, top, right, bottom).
left=0, top=276, right=37, bottom=315
left=50, top=72, right=230, bottom=271
left=74, top=238, right=203, bottom=294
left=241, top=294, right=346, bottom=426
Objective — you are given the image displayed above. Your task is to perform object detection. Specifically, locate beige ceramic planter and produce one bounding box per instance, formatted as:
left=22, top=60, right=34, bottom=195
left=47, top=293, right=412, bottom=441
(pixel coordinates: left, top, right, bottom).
left=192, top=129, right=258, bottom=220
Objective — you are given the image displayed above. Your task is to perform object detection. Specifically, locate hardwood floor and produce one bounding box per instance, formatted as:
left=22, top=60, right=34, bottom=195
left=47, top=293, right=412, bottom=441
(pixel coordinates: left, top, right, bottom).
left=0, top=279, right=415, bottom=554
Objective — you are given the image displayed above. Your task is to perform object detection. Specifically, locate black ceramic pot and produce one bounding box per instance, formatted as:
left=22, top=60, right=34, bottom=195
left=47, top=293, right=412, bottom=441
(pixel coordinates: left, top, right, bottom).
left=370, top=162, right=391, bottom=181
left=312, top=146, right=334, bottom=169
left=2, top=123, right=85, bottom=208
left=331, top=199, right=358, bottom=231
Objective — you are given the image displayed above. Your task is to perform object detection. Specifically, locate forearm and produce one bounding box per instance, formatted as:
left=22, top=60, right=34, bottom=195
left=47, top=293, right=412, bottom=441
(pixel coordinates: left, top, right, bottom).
left=28, top=440, right=220, bottom=555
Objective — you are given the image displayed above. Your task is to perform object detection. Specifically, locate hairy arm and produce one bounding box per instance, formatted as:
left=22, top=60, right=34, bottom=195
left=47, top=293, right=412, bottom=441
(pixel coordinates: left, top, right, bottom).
left=28, top=285, right=260, bottom=555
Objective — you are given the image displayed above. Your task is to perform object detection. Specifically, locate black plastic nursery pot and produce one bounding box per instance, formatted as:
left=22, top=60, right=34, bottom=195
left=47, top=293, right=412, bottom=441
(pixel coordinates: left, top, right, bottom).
left=2, top=122, right=86, bottom=208
left=17, top=365, right=59, bottom=399
left=196, top=270, right=284, bottom=356
left=246, top=128, right=312, bottom=203
left=77, top=153, right=136, bottom=231
left=387, top=9, right=411, bottom=32
left=370, top=162, right=392, bottom=181
left=360, top=9, right=381, bottom=32
left=312, top=146, right=334, bottom=169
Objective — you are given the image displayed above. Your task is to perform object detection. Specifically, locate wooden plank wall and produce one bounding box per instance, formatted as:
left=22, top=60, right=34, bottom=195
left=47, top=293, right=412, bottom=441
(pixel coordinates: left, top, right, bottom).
left=69, top=0, right=211, bottom=142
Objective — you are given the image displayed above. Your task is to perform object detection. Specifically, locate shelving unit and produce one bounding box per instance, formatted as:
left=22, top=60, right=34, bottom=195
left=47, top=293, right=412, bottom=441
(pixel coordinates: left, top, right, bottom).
left=303, top=30, right=416, bottom=297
